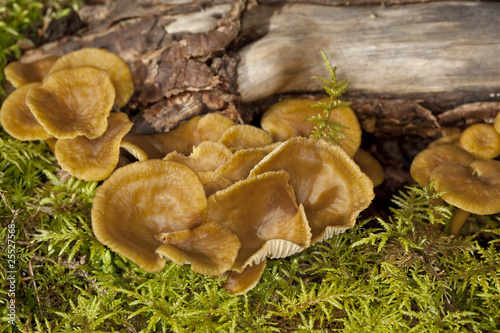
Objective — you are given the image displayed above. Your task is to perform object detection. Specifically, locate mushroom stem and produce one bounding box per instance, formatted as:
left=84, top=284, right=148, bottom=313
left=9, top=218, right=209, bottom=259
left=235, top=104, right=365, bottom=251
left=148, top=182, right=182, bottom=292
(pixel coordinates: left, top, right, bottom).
left=449, top=208, right=471, bottom=236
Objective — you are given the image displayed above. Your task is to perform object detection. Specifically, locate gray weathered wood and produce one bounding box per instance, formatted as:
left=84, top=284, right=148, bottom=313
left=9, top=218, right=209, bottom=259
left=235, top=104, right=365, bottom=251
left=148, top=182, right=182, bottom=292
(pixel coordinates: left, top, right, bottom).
left=238, top=1, right=500, bottom=104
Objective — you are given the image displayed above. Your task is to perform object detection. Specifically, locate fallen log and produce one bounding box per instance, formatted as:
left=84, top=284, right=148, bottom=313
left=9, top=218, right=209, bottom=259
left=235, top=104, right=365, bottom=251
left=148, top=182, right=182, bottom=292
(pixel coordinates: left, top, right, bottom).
left=14, top=0, right=500, bottom=137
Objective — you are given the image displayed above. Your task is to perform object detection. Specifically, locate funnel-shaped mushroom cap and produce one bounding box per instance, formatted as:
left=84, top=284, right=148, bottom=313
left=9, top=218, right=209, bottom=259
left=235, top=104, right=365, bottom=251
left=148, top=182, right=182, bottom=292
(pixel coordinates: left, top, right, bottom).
left=223, top=260, right=267, bottom=295
left=494, top=112, right=500, bottom=135
left=163, top=141, right=233, bottom=172
left=250, top=137, right=374, bottom=244
left=47, top=48, right=134, bottom=108
left=195, top=113, right=235, bottom=144
left=91, top=160, right=207, bottom=272
left=55, top=112, right=133, bottom=181
left=0, top=83, right=52, bottom=141
left=26, top=67, right=115, bottom=140
left=410, top=144, right=475, bottom=187
left=427, top=128, right=462, bottom=149
left=261, top=97, right=362, bottom=157
left=4, top=56, right=59, bottom=88
left=215, top=148, right=269, bottom=184
left=459, top=123, right=500, bottom=160
left=218, top=124, right=273, bottom=150
left=353, top=149, right=384, bottom=187
left=121, top=116, right=202, bottom=159
left=207, top=170, right=311, bottom=272
left=156, top=219, right=241, bottom=276
left=197, top=171, right=233, bottom=197
left=430, top=159, right=500, bottom=215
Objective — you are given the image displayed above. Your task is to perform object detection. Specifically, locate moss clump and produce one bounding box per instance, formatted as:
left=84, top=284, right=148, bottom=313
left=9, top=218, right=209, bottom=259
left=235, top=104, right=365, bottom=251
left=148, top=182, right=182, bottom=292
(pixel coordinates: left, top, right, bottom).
left=1, top=126, right=499, bottom=332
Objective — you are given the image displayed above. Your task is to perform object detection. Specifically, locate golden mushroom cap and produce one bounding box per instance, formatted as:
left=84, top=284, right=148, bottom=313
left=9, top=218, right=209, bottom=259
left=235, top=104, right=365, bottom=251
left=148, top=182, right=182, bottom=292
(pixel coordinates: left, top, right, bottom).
left=91, top=160, right=208, bottom=273
left=260, top=97, right=362, bottom=157
left=194, top=113, right=235, bottom=144
left=410, top=144, right=475, bottom=187
left=196, top=171, right=233, bottom=197
left=207, top=170, right=311, bottom=272
left=156, top=218, right=241, bottom=277
left=26, top=67, right=115, bottom=140
left=47, top=48, right=134, bottom=108
left=0, top=83, right=52, bottom=141
left=4, top=56, right=59, bottom=88
left=494, top=112, right=500, bottom=135
left=249, top=137, right=374, bottom=244
left=218, top=124, right=274, bottom=150
left=215, top=148, right=269, bottom=184
left=261, top=98, right=318, bottom=141
left=353, top=149, right=385, bottom=187
left=54, top=112, right=133, bottom=181
left=430, top=159, right=500, bottom=215
left=163, top=141, right=233, bottom=172
left=223, top=259, right=267, bottom=295
left=459, top=123, right=500, bottom=160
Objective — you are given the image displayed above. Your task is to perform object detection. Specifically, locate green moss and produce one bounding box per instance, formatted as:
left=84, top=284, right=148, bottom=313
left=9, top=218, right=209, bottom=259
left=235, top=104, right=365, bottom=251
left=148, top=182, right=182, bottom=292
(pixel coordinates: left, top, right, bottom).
left=1, top=128, right=499, bottom=332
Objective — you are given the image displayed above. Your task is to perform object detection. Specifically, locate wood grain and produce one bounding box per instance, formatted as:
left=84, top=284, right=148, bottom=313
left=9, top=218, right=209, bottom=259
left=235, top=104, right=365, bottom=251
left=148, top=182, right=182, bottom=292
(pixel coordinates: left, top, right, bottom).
left=238, top=1, right=500, bottom=103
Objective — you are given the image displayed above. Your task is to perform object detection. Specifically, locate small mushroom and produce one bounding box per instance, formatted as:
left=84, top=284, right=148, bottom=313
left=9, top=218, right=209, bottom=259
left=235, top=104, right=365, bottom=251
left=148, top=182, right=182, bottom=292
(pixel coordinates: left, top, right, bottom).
left=410, top=144, right=475, bottom=187
left=430, top=159, right=500, bottom=236
left=156, top=218, right=241, bottom=276
left=218, top=124, right=274, bottom=150
left=91, top=160, right=208, bottom=272
left=47, top=48, right=134, bottom=108
left=249, top=137, right=374, bottom=244
left=54, top=112, right=133, bottom=181
left=215, top=148, right=270, bottom=184
left=459, top=123, right=500, bottom=160
left=207, top=170, right=311, bottom=272
left=197, top=171, right=233, bottom=197
left=26, top=67, right=116, bottom=140
left=223, top=260, right=267, bottom=295
left=0, top=83, right=52, bottom=141
left=353, top=149, right=385, bottom=187
left=4, top=55, right=59, bottom=88
left=260, top=97, right=362, bottom=157
left=427, top=128, right=462, bottom=149
left=163, top=141, right=233, bottom=172
left=120, top=113, right=235, bottom=159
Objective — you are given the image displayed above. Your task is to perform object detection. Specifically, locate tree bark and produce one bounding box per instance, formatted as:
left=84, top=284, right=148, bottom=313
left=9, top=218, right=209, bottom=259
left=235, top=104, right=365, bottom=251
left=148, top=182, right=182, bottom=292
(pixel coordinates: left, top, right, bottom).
left=17, top=0, right=500, bottom=137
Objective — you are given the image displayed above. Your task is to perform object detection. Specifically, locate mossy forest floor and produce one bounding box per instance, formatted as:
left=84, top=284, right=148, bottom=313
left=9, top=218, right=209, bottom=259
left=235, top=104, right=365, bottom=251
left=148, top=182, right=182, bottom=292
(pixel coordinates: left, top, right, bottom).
left=1, top=127, right=499, bottom=332
left=1, top=1, right=500, bottom=332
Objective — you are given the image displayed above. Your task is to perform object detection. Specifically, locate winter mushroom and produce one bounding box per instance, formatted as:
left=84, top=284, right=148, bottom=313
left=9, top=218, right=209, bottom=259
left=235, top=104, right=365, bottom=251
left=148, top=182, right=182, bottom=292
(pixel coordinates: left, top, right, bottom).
left=26, top=67, right=115, bottom=140
left=249, top=137, right=374, bottom=244
left=215, top=148, right=270, bottom=184
left=91, top=160, right=208, bottom=272
left=459, top=123, right=500, bottom=160
left=353, top=149, right=385, bottom=187
left=207, top=170, right=311, bottom=272
left=120, top=113, right=235, bottom=159
left=54, top=112, right=133, bottom=181
left=218, top=124, right=273, bottom=150
left=260, top=97, right=362, bottom=157
left=4, top=55, right=59, bottom=88
left=163, top=141, right=233, bottom=172
left=0, top=83, right=52, bottom=141
left=223, top=259, right=268, bottom=295
left=196, top=171, right=233, bottom=197
left=47, top=48, right=134, bottom=108
left=410, top=144, right=475, bottom=187
left=155, top=218, right=241, bottom=276
left=430, top=159, right=500, bottom=236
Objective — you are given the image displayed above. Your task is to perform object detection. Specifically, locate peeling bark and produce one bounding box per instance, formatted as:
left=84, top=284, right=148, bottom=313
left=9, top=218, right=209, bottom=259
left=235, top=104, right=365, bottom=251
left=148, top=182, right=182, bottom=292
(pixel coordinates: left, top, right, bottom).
left=13, top=0, right=500, bottom=137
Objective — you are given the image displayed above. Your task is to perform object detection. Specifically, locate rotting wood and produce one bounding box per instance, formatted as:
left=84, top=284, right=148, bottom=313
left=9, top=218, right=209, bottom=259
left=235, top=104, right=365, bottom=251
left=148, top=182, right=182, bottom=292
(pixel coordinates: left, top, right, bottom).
left=14, top=0, right=500, bottom=136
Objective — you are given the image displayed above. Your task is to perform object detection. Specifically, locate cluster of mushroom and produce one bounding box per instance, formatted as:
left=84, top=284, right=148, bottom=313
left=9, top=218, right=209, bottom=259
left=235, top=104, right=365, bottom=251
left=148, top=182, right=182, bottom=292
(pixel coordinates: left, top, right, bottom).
left=410, top=115, right=500, bottom=236
left=0, top=48, right=135, bottom=181
left=92, top=98, right=377, bottom=294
